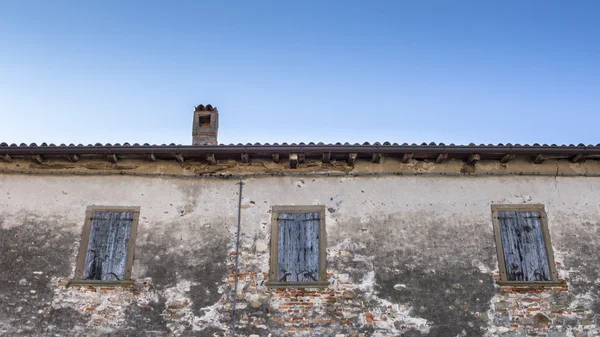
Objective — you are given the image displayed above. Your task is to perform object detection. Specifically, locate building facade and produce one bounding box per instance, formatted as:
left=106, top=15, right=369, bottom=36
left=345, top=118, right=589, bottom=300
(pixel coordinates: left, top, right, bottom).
left=1, top=106, right=599, bottom=336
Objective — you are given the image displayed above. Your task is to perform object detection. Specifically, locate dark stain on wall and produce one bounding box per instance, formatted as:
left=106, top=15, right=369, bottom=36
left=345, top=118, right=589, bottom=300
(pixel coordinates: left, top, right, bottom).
left=0, top=218, right=80, bottom=336
left=39, top=308, right=90, bottom=336
left=117, top=301, right=169, bottom=336
left=376, top=267, right=495, bottom=336
left=138, top=224, right=229, bottom=311
left=553, top=218, right=600, bottom=320
left=131, top=221, right=230, bottom=335
left=336, top=214, right=497, bottom=336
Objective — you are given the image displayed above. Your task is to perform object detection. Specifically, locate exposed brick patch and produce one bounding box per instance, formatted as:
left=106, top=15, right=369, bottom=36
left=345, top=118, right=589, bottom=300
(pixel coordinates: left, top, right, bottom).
left=49, top=278, right=157, bottom=327
left=222, top=238, right=430, bottom=336
left=489, top=283, right=597, bottom=336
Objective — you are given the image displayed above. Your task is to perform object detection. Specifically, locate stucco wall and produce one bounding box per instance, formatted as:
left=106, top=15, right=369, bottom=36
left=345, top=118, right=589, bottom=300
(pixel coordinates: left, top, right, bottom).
left=0, top=173, right=598, bottom=336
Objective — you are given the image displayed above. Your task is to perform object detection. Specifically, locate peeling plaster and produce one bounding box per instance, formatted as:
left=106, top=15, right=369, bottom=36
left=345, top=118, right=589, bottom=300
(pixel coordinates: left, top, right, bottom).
left=1, top=173, right=600, bottom=336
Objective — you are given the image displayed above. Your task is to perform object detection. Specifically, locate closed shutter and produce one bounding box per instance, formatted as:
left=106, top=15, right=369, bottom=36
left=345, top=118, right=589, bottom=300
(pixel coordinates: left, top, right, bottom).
left=277, top=212, right=320, bottom=282
left=498, top=211, right=551, bottom=281
left=83, top=211, right=133, bottom=281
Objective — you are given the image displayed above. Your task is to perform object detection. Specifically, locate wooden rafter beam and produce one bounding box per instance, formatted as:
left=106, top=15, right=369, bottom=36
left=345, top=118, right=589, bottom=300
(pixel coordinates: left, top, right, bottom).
left=149, top=153, right=156, bottom=162
left=175, top=153, right=185, bottom=164
left=107, top=154, right=117, bottom=163
left=401, top=153, right=413, bottom=163
left=298, top=153, right=305, bottom=164
left=205, top=153, right=216, bottom=165
left=289, top=153, right=298, bottom=169
left=272, top=153, right=280, bottom=164
left=68, top=154, right=79, bottom=163
left=241, top=153, right=249, bottom=164
left=322, top=152, right=331, bottom=164
left=348, top=153, right=357, bottom=166
left=33, top=154, right=43, bottom=164
left=435, top=153, right=448, bottom=164
left=500, top=154, right=515, bottom=164
left=2, top=154, right=12, bottom=162
left=372, top=153, right=384, bottom=164
left=571, top=154, right=587, bottom=163
left=467, top=154, right=480, bottom=165
left=534, top=154, right=546, bottom=164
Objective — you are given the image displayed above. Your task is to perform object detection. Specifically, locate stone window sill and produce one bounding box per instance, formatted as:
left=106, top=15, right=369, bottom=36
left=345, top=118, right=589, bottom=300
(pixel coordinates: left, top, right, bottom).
left=66, top=280, right=134, bottom=287
left=265, top=281, right=330, bottom=288
left=496, top=280, right=566, bottom=288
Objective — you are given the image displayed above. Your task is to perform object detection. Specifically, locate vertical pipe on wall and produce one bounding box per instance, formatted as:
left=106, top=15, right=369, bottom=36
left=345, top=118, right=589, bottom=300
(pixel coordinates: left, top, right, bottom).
left=231, top=180, right=244, bottom=337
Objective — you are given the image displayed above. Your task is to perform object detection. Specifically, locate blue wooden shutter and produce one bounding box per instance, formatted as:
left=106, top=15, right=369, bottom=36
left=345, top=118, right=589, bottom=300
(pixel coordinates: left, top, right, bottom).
left=83, top=211, right=133, bottom=281
left=498, top=211, right=551, bottom=281
left=277, top=212, right=320, bottom=282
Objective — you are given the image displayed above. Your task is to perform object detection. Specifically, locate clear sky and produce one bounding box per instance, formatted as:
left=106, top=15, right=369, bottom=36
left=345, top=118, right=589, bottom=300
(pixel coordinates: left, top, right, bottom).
left=1, top=1, right=599, bottom=146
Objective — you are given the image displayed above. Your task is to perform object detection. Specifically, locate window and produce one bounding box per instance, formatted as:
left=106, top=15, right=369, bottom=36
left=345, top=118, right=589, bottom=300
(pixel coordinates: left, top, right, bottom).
left=70, top=206, right=140, bottom=285
left=491, top=204, right=560, bottom=285
left=267, top=205, right=328, bottom=287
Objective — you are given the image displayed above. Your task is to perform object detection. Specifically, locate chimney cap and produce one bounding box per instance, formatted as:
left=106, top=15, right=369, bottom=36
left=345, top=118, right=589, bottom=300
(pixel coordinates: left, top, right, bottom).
left=194, top=104, right=217, bottom=112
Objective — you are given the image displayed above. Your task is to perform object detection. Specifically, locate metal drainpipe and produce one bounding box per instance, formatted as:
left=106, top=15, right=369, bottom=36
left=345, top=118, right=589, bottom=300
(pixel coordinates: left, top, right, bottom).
left=231, top=180, right=244, bottom=337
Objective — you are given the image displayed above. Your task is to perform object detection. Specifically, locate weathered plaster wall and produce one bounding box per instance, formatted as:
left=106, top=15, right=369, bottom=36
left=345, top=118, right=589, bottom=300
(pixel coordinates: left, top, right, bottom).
left=0, top=176, right=236, bottom=336
left=1, top=173, right=599, bottom=336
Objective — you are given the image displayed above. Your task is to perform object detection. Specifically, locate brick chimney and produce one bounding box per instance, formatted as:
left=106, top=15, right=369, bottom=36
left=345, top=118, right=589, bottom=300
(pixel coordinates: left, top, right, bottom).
left=192, top=104, right=218, bottom=145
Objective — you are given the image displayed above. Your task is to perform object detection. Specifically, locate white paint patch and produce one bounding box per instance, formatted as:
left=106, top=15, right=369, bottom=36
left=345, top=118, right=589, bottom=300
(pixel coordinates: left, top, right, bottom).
left=161, top=278, right=228, bottom=335
left=471, top=260, right=491, bottom=274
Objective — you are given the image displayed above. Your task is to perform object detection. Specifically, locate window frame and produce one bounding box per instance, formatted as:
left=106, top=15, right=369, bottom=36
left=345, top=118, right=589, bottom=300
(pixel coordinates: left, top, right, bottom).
left=266, top=205, right=328, bottom=288
left=68, top=206, right=140, bottom=287
left=491, top=204, right=562, bottom=286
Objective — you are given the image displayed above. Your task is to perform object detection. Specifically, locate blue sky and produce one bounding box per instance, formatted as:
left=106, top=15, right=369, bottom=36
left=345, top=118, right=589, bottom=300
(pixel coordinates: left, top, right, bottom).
left=1, top=1, right=599, bottom=146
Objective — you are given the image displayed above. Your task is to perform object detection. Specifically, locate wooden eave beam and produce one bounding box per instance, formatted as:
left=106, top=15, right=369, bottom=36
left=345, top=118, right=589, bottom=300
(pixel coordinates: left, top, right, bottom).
left=348, top=153, right=357, bottom=166
left=571, top=154, right=587, bottom=163
left=401, top=153, right=413, bottom=164
left=241, top=153, right=249, bottom=164
left=107, top=154, right=117, bottom=163
left=467, top=154, right=480, bottom=165
left=534, top=154, right=547, bottom=164
left=68, top=154, right=80, bottom=163
left=272, top=153, right=280, bottom=164
left=149, top=153, right=156, bottom=162
left=435, top=153, right=448, bottom=164
left=175, top=153, right=185, bottom=164
left=33, top=154, right=43, bottom=164
left=298, top=153, right=305, bottom=164
left=289, top=153, right=298, bottom=169
left=500, top=154, right=515, bottom=164
left=2, top=154, right=12, bottom=162
left=372, top=153, right=384, bottom=164
left=205, top=153, right=216, bottom=165
left=322, top=152, right=331, bottom=164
